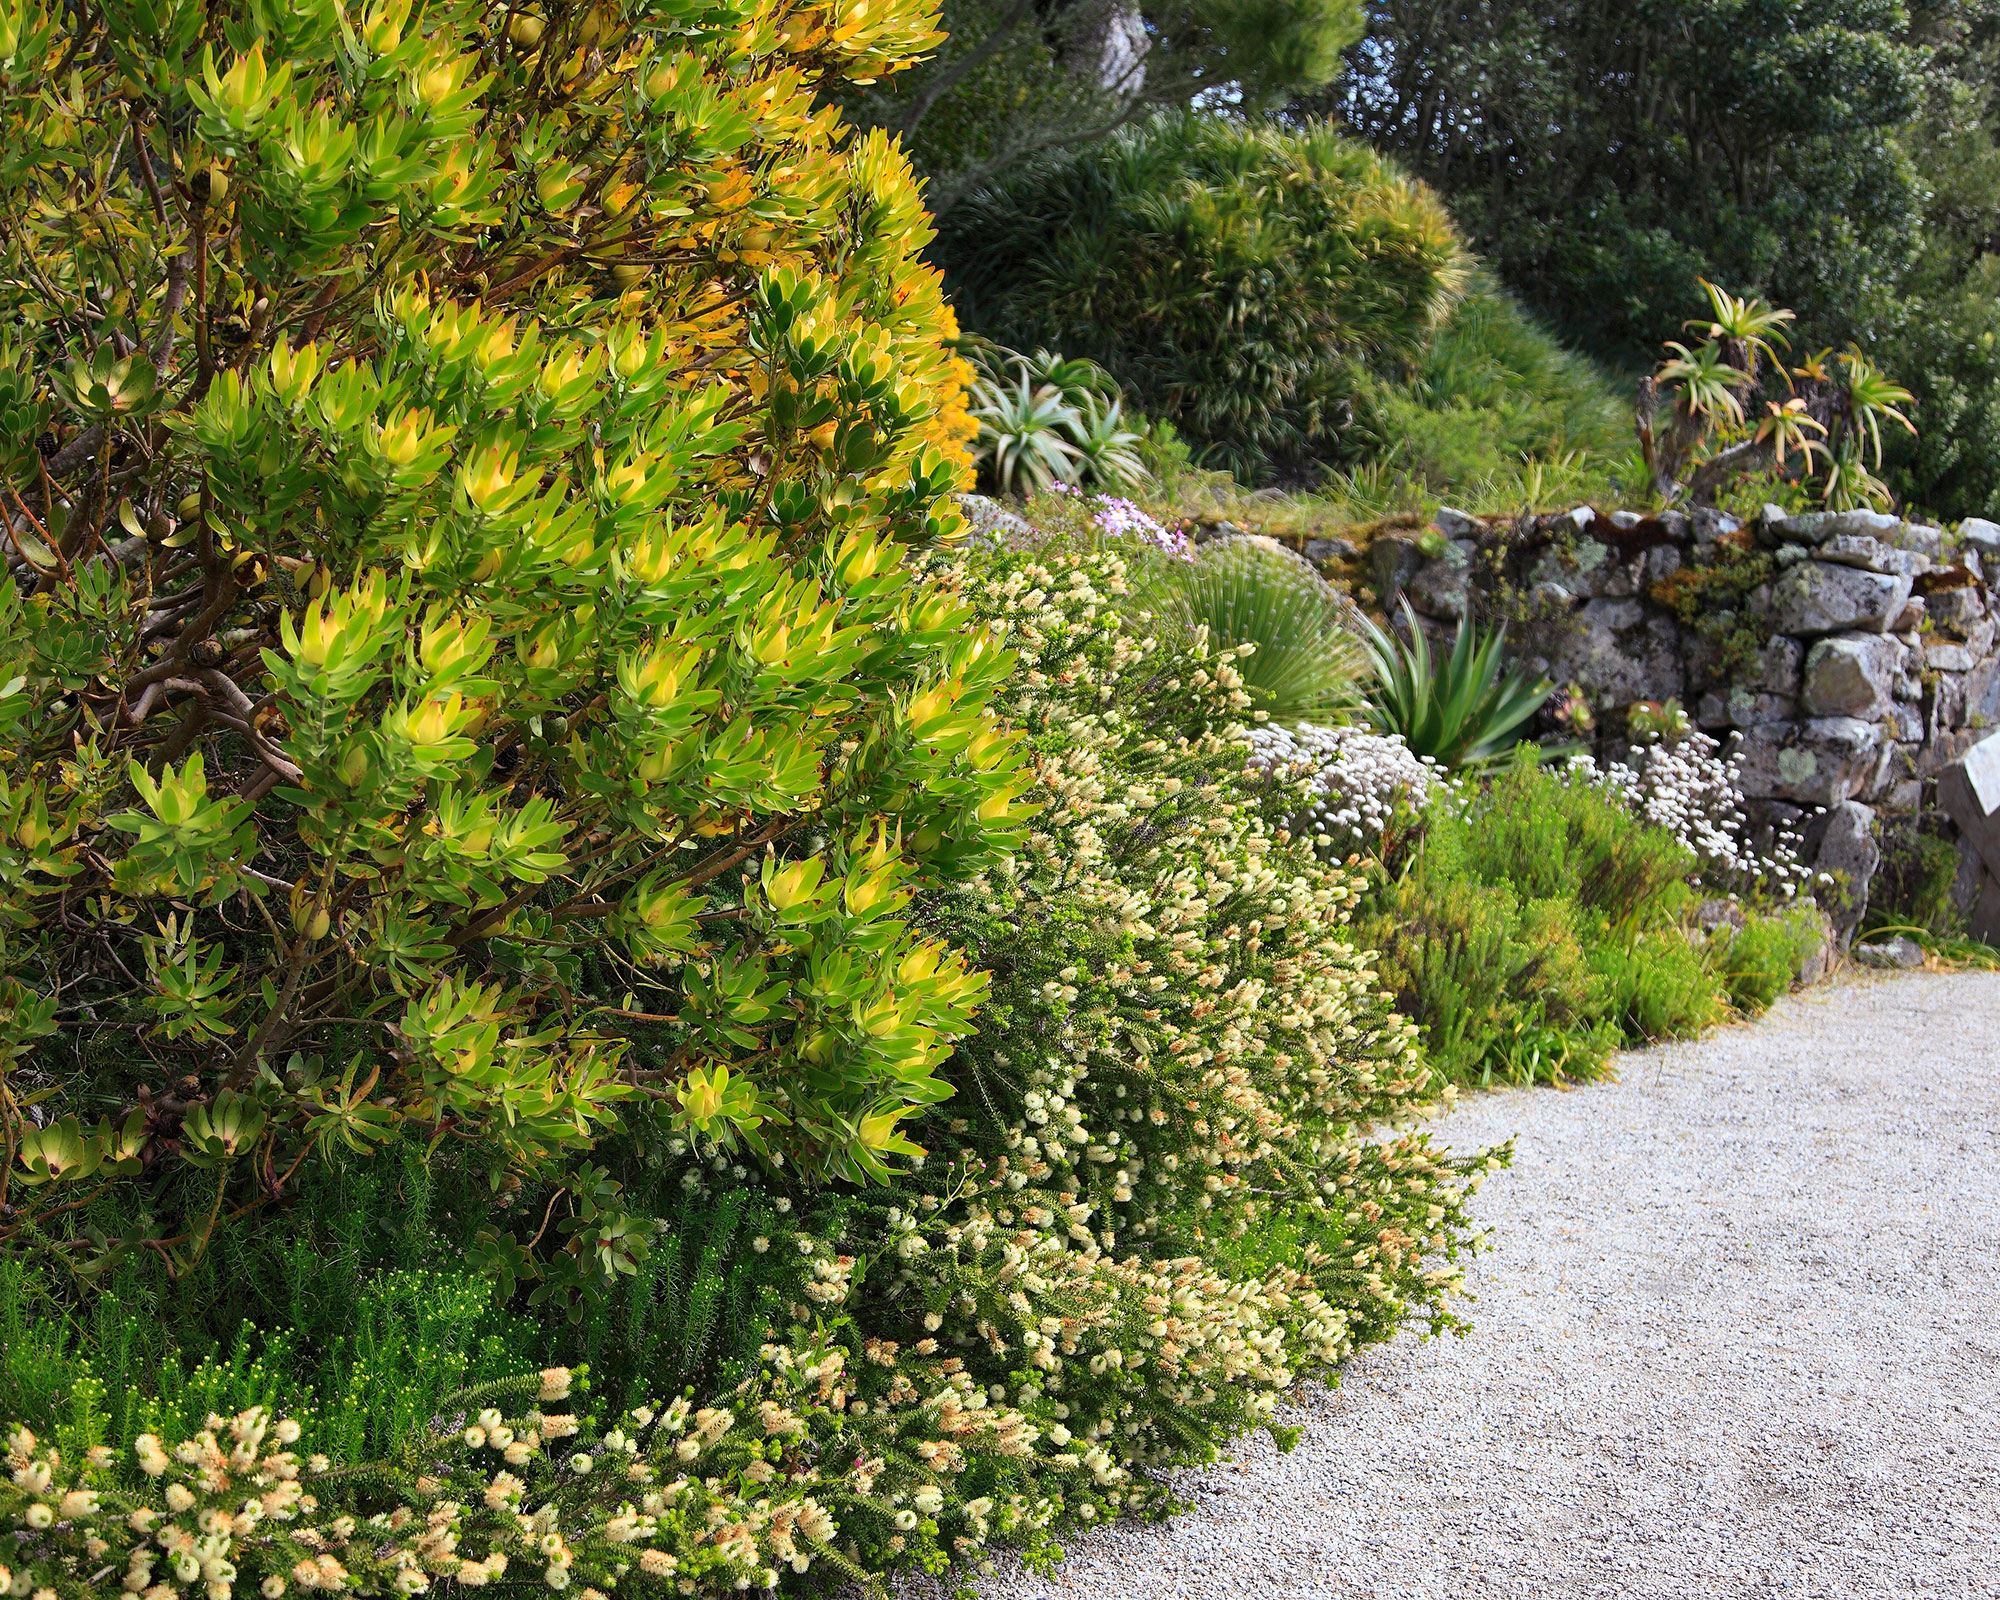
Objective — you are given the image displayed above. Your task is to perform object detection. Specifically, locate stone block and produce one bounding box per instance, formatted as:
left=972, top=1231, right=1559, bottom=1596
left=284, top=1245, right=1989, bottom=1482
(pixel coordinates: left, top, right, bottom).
left=1930, top=671, right=1969, bottom=732
left=1696, top=688, right=1795, bottom=729
left=1892, top=595, right=1927, bottom=631
left=1303, top=536, right=1359, bottom=563
left=1752, top=635, right=1804, bottom=696
left=1926, top=640, right=1978, bottom=673
left=1371, top=535, right=1424, bottom=599
left=1925, top=581, right=1989, bottom=631
left=1405, top=559, right=1468, bottom=620
left=1816, top=535, right=1929, bottom=578
left=1853, top=934, right=1924, bottom=969
left=1644, top=544, right=1683, bottom=586
left=1737, top=718, right=1884, bottom=805
left=1434, top=506, right=1481, bottom=539
left=1957, top=517, right=2000, bottom=557
left=1896, top=523, right=1944, bottom=561
left=1879, top=776, right=1922, bottom=811
left=1806, top=799, right=1879, bottom=935
left=1773, top=508, right=1903, bottom=546
left=1802, top=633, right=1904, bottom=719
left=1769, top=559, right=1912, bottom=636
left=1967, top=655, right=2000, bottom=726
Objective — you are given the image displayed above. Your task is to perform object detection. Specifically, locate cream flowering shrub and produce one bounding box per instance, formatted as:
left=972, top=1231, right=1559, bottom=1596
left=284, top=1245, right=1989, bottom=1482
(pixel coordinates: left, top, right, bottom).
left=784, top=538, right=1501, bottom=1561
left=0, top=537, right=1495, bottom=1595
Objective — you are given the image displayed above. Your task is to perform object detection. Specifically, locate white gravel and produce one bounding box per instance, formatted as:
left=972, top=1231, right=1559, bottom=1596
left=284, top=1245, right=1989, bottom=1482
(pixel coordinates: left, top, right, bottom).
left=974, top=971, right=2000, bottom=1599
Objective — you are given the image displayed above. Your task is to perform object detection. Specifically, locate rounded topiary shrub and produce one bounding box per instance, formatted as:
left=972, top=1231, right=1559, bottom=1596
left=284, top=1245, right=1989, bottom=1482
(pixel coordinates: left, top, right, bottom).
left=936, top=113, right=1463, bottom=482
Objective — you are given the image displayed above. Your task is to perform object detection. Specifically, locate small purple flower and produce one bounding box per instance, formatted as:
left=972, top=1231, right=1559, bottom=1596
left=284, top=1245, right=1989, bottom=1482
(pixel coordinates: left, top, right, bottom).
left=1091, top=495, right=1190, bottom=558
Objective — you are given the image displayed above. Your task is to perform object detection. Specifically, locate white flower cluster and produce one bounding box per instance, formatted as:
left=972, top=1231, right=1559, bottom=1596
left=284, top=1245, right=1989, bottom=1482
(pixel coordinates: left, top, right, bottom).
left=1244, top=722, right=1447, bottom=855
left=1566, top=730, right=1813, bottom=894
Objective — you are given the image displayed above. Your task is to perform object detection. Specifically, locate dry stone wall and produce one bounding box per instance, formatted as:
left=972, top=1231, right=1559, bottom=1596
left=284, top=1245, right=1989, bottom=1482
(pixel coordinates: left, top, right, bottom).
left=1356, top=503, right=2000, bottom=934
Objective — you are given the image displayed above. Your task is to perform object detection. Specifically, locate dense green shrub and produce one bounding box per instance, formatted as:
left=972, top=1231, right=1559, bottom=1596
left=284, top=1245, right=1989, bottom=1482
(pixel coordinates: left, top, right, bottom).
left=1711, top=909, right=1826, bottom=1016
left=938, top=114, right=1463, bottom=482
left=1359, top=761, right=1723, bottom=1083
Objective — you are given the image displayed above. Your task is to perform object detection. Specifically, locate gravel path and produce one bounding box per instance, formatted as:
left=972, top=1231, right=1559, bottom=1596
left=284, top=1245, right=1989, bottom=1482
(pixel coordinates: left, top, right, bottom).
left=978, top=971, right=2000, bottom=1599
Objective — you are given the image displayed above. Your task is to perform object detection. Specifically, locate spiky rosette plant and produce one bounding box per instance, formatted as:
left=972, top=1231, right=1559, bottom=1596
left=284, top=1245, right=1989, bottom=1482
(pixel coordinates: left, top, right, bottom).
left=0, top=0, right=1030, bottom=1302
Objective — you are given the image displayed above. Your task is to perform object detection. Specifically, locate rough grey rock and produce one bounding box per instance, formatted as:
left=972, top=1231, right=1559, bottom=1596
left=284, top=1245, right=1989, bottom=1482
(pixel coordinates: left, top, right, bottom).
left=1931, top=672, right=1970, bottom=734
left=1774, top=507, right=1904, bottom=546
left=1371, top=535, right=1425, bottom=599
left=1802, top=634, right=1904, bottom=720
left=1807, top=799, right=1880, bottom=933
left=1815, top=535, right=1929, bottom=578
left=1768, top=559, right=1912, bottom=636
left=1696, top=687, right=1796, bottom=729
left=1549, top=607, right=1684, bottom=707
left=1897, top=523, right=1944, bottom=561
left=1752, top=635, right=1804, bottom=696
left=1891, top=595, right=1927, bottom=631
left=1884, top=701, right=1925, bottom=742
left=1303, top=536, right=1359, bottom=563
left=1926, top=579, right=1989, bottom=629
left=1433, top=506, right=1482, bottom=539
left=1693, top=898, right=1746, bottom=935
left=1581, top=597, right=1644, bottom=631
left=1853, top=934, right=1925, bottom=969
left=1957, top=516, right=2000, bottom=556
left=1404, top=559, right=1468, bottom=620
left=1927, top=639, right=1980, bottom=673
left=1643, top=544, right=1682, bottom=586
left=1737, top=718, right=1884, bottom=805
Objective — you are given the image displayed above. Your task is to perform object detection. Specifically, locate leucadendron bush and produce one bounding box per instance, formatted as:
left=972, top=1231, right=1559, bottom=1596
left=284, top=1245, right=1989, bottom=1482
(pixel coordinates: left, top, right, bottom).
left=0, top=0, right=1018, bottom=1271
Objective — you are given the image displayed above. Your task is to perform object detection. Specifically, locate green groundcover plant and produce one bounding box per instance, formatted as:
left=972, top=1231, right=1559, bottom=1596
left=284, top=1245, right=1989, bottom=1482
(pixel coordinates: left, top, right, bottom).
left=1356, top=759, right=1723, bottom=1087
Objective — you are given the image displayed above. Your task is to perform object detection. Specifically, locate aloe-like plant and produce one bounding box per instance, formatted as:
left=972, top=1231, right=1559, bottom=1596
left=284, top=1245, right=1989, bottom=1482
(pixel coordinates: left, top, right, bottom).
left=1636, top=278, right=1918, bottom=508
left=1157, top=537, right=1370, bottom=725
left=967, top=343, right=1153, bottom=493
left=971, top=367, right=1083, bottom=493
left=1069, top=393, right=1149, bottom=490
left=1360, top=602, right=1553, bottom=767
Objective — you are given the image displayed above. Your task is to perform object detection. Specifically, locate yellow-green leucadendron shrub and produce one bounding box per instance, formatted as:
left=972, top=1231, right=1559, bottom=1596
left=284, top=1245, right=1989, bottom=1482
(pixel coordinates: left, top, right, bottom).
left=0, top=0, right=1020, bottom=1278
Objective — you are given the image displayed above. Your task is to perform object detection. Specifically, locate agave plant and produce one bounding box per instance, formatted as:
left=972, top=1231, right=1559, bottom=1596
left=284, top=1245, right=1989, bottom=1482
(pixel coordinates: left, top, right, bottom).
left=968, top=343, right=1155, bottom=494
left=971, top=368, right=1083, bottom=493
left=1360, top=601, right=1554, bottom=768
left=1019, top=347, right=1120, bottom=410
left=1155, top=537, right=1371, bottom=725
